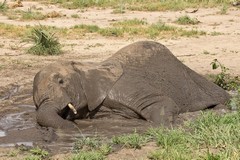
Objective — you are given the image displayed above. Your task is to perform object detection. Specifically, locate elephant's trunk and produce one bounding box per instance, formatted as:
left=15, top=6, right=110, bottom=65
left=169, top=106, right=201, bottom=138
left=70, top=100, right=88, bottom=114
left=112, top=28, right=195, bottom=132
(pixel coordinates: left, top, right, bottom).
left=36, top=103, right=75, bottom=129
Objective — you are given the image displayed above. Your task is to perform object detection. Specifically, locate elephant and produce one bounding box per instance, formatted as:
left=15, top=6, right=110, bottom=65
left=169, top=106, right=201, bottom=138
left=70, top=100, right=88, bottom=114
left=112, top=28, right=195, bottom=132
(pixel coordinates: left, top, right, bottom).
left=33, top=41, right=230, bottom=129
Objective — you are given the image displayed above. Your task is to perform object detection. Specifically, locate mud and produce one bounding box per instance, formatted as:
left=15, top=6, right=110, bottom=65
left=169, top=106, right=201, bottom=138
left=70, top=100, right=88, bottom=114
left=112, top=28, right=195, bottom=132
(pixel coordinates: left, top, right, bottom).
left=0, top=86, right=153, bottom=154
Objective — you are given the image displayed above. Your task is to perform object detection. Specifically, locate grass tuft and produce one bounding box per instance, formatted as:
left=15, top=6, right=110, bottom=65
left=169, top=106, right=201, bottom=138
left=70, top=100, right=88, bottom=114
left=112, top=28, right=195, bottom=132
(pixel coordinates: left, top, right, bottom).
left=176, top=15, right=200, bottom=25
left=21, top=9, right=46, bottom=20
left=73, top=24, right=100, bottom=33
left=28, top=147, right=49, bottom=159
left=26, top=26, right=62, bottom=56
left=71, top=151, right=105, bottom=160
left=147, top=21, right=177, bottom=38
left=72, top=137, right=111, bottom=160
left=112, top=131, right=150, bottom=149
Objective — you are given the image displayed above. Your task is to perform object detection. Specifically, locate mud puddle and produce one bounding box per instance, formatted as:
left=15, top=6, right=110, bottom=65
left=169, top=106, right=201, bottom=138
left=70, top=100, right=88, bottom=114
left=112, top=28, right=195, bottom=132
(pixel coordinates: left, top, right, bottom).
left=0, top=102, right=150, bottom=153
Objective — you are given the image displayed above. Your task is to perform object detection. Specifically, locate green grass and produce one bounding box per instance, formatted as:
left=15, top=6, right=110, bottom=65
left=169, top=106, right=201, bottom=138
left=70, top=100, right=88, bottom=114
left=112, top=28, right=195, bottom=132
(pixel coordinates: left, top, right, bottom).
left=179, top=29, right=206, bottom=37
left=72, top=137, right=111, bottom=160
left=112, top=131, right=150, bottom=149
left=45, top=0, right=232, bottom=11
left=29, top=147, right=49, bottom=158
left=176, top=15, right=200, bottom=25
left=147, top=111, right=240, bottom=159
left=0, top=19, right=206, bottom=40
left=71, top=151, right=105, bottom=160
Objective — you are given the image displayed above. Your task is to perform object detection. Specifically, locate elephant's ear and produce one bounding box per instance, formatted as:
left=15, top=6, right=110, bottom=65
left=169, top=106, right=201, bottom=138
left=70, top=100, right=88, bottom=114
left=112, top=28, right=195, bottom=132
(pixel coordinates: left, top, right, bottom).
left=72, top=61, right=123, bottom=111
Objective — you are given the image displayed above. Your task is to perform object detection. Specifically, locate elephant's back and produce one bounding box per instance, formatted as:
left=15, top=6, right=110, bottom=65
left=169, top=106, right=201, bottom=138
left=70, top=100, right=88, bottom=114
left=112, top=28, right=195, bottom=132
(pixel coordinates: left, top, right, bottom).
left=108, top=41, right=176, bottom=68
left=109, top=41, right=230, bottom=113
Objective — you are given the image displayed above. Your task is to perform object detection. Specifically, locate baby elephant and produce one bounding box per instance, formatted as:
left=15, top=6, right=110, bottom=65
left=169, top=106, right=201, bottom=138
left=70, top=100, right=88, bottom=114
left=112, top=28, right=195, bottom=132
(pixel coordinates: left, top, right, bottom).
left=33, top=41, right=229, bottom=128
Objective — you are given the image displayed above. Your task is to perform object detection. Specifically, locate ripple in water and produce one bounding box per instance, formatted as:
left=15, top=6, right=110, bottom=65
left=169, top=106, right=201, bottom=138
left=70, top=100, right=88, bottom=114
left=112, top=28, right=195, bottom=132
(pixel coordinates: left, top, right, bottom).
left=0, top=111, right=35, bottom=131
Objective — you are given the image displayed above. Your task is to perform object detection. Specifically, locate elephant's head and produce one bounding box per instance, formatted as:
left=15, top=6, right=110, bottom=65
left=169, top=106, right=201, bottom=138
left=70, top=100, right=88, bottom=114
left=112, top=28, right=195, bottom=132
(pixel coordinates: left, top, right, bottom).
left=33, top=61, right=123, bottom=129
left=33, top=62, right=88, bottom=128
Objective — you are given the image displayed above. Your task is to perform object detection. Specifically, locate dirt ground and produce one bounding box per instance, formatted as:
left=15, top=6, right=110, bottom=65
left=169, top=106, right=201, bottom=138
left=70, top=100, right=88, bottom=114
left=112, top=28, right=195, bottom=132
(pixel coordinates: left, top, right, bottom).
left=0, top=1, right=240, bottom=159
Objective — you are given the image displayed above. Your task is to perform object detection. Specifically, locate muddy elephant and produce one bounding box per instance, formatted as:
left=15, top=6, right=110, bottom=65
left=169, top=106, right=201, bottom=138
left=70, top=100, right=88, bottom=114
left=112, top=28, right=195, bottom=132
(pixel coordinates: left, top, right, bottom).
left=33, top=41, right=230, bottom=129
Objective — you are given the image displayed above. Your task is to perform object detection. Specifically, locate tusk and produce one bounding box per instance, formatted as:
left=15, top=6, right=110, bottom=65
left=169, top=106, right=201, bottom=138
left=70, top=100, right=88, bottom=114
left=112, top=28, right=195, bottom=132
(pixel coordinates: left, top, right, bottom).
left=68, top=103, right=77, bottom=114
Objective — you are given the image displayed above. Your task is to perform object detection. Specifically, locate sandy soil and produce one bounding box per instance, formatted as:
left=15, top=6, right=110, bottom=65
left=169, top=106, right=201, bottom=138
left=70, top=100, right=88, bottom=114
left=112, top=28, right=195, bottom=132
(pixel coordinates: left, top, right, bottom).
left=0, top=1, right=239, bottom=159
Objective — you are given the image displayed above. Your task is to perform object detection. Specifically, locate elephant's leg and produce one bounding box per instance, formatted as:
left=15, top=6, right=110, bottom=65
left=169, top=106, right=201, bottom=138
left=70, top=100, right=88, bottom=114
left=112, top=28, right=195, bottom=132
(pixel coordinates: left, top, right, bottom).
left=37, top=106, right=76, bottom=129
left=143, top=96, right=179, bottom=126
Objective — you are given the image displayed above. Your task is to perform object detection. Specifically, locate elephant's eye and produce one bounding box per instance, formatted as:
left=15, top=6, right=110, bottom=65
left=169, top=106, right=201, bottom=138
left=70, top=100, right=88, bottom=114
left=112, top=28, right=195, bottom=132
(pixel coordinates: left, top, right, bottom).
left=58, top=78, right=64, bottom=84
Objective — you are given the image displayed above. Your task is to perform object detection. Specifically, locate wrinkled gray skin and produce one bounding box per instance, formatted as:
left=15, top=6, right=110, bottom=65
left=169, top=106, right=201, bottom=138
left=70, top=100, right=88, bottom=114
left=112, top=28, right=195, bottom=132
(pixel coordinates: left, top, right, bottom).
left=33, top=41, right=230, bottom=129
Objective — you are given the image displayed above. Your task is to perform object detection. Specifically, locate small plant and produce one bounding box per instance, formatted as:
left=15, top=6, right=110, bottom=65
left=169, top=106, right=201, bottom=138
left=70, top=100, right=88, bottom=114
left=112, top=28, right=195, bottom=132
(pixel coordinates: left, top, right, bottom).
left=71, top=151, right=105, bottom=160
left=176, top=15, right=200, bottom=25
left=99, top=27, right=124, bottom=37
left=73, top=137, right=102, bottom=152
left=112, top=131, right=150, bottom=149
left=210, top=59, right=239, bottom=90
left=27, top=26, right=62, bottom=55
left=71, top=14, right=80, bottom=18
left=73, top=137, right=112, bottom=154
left=7, top=150, right=19, bottom=157
left=72, top=137, right=111, bottom=160
left=29, top=147, right=48, bottom=158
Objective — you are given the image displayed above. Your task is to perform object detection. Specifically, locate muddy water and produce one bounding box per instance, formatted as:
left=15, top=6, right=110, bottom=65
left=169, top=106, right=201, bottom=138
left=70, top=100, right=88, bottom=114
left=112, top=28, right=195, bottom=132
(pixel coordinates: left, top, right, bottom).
left=0, top=105, right=150, bottom=153
left=0, top=94, right=150, bottom=154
